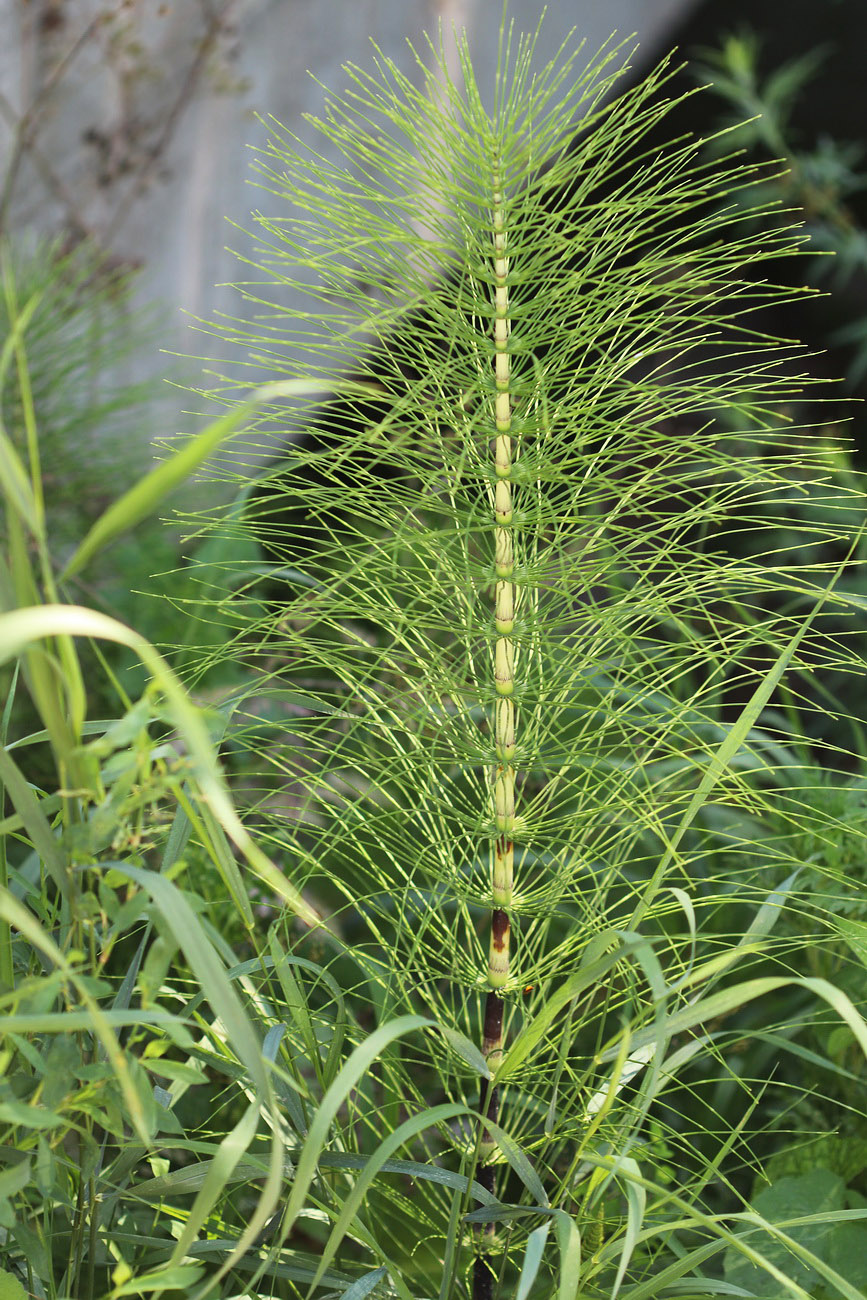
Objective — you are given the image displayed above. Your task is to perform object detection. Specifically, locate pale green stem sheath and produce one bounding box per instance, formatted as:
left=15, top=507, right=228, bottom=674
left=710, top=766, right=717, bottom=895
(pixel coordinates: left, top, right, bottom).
left=475, top=160, right=515, bottom=1300
left=489, top=167, right=515, bottom=990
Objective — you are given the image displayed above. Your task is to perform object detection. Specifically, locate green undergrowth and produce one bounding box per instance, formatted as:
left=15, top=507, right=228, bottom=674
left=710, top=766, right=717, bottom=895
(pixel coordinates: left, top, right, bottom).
left=1, top=15, right=867, bottom=1300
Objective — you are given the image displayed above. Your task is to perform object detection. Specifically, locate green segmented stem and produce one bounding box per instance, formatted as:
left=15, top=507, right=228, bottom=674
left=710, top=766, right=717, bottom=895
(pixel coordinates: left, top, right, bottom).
left=475, top=159, right=515, bottom=1299
left=489, top=164, right=515, bottom=987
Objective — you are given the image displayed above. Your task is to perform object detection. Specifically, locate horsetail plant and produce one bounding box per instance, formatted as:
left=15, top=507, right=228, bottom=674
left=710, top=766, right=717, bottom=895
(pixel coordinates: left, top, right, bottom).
left=179, top=15, right=867, bottom=1298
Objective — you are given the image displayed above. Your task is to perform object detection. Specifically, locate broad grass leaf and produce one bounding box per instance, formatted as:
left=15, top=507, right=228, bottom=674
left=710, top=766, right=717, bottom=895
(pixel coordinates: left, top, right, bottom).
left=438, top=1188, right=464, bottom=1300
left=0, top=419, right=39, bottom=536
left=167, top=1100, right=260, bottom=1265
left=492, top=1122, right=550, bottom=1207
left=614, top=1238, right=731, bottom=1299
left=0, top=1159, right=31, bottom=1208
left=0, top=272, right=42, bottom=540
left=186, top=1238, right=355, bottom=1287
left=338, top=1268, right=389, bottom=1299
left=501, top=1211, right=582, bottom=1300
left=0, top=1011, right=180, bottom=1033
left=551, top=1208, right=582, bottom=1300
left=0, top=284, right=42, bottom=387
left=267, top=937, right=343, bottom=1093
left=611, top=1156, right=647, bottom=1299
left=317, top=1151, right=496, bottom=1202
left=741, top=1032, right=862, bottom=1086
left=160, top=798, right=193, bottom=872
left=0, top=1100, right=62, bottom=1130
left=106, top=865, right=267, bottom=1088
left=499, top=937, right=646, bottom=1082
left=0, top=889, right=153, bottom=1144
left=740, top=869, right=802, bottom=946
left=263, top=1023, right=309, bottom=1135
left=621, top=976, right=867, bottom=1061
left=516, top=1222, right=551, bottom=1300
left=196, top=802, right=255, bottom=930
left=100, top=866, right=290, bottom=1275
left=110, top=1263, right=207, bottom=1295
left=59, top=403, right=253, bottom=580
left=133, top=1146, right=497, bottom=1205
left=440, top=1025, right=492, bottom=1077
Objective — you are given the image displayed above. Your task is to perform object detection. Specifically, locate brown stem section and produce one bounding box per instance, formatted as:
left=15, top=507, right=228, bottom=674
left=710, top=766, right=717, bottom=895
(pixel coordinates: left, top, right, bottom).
left=473, top=1249, right=495, bottom=1300
left=474, top=987, right=503, bottom=1287
left=479, top=989, right=503, bottom=1156
left=479, top=1073, right=500, bottom=1152
left=480, top=991, right=504, bottom=1151
left=482, top=989, right=505, bottom=1061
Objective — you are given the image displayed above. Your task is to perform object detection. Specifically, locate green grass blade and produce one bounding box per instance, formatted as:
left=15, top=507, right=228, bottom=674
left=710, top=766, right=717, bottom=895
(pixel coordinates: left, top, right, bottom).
left=551, top=1208, right=582, bottom=1300
left=108, top=865, right=268, bottom=1089
left=132, top=1148, right=498, bottom=1206
left=515, top=1222, right=550, bottom=1300
left=0, top=285, right=42, bottom=387
left=59, top=401, right=258, bottom=580
left=338, top=1268, right=389, bottom=1300
left=167, top=1100, right=260, bottom=1265
left=499, top=937, right=646, bottom=1082
left=60, top=380, right=348, bottom=580
left=0, top=416, right=40, bottom=536
left=0, top=745, right=68, bottom=896
left=611, top=1156, right=647, bottom=1299
left=279, top=1015, right=433, bottom=1240
left=619, top=976, right=867, bottom=1059
left=0, top=888, right=154, bottom=1144
left=308, top=1102, right=470, bottom=1294
left=110, top=1264, right=207, bottom=1295
left=0, top=604, right=320, bottom=926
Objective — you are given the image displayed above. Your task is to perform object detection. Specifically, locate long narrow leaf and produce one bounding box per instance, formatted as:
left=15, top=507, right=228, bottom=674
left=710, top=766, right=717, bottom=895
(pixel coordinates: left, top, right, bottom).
left=60, top=380, right=357, bottom=579
left=280, top=1015, right=433, bottom=1240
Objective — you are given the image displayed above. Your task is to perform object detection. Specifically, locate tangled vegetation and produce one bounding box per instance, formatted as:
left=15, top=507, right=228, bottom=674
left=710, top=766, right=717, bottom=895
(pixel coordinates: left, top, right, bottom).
left=1, top=17, right=867, bottom=1300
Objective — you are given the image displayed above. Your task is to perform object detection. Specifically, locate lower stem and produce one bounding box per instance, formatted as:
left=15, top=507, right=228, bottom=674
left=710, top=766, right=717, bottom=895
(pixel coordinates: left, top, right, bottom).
left=475, top=988, right=503, bottom=1265
left=473, top=1244, right=495, bottom=1300
left=480, top=990, right=504, bottom=1152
